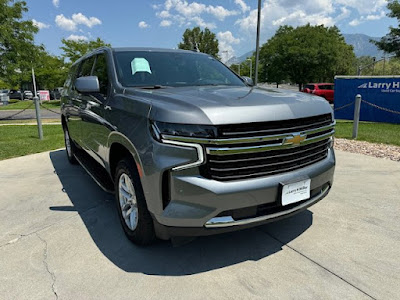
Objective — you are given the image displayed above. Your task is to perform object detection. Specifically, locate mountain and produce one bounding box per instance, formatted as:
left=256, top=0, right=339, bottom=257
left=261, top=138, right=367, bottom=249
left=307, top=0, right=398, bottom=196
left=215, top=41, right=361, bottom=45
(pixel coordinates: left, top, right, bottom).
left=342, top=34, right=384, bottom=58
left=226, top=50, right=254, bottom=66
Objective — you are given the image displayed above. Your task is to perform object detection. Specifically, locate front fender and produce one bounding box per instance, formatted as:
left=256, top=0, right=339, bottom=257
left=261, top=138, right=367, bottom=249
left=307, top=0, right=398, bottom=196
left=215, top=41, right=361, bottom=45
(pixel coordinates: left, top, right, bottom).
left=106, top=132, right=143, bottom=176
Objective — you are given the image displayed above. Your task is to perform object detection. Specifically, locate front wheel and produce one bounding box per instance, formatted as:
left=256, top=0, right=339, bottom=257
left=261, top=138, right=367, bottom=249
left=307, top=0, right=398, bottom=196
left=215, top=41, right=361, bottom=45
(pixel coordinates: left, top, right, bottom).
left=115, top=158, right=155, bottom=245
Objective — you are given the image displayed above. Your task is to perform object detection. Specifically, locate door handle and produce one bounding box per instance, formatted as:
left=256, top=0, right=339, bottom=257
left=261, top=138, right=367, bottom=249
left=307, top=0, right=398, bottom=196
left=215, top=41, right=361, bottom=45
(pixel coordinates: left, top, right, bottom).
left=87, top=101, right=100, bottom=108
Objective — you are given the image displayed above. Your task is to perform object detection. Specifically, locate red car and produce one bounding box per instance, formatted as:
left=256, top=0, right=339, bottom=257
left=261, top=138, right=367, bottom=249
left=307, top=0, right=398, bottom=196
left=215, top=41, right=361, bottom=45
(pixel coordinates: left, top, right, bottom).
left=302, top=83, right=334, bottom=103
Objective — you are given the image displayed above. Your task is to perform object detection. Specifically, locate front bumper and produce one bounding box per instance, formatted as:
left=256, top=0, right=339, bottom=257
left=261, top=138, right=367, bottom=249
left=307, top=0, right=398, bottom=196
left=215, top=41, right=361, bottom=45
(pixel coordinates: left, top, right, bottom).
left=150, top=148, right=335, bottom=239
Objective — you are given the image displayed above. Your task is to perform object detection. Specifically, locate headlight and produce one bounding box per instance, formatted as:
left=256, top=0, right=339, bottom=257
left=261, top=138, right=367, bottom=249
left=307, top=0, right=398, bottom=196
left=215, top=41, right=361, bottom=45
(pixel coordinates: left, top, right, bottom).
left=151, top=121, right=218, bottom=141
left=151, top=121, right=217, bottom=171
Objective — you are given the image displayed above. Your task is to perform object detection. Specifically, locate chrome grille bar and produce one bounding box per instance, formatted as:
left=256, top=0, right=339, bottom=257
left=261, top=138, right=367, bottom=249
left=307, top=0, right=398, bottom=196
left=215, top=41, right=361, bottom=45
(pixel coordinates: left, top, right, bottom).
left=206, top=129, right=334, bottom=156
left=209, top=148, right=328, bottom=172
left=161, top=122, right=335, bottom=146
left=208, top=140, right=330, bottom=164
left=209, top=155, right=327, bottom=181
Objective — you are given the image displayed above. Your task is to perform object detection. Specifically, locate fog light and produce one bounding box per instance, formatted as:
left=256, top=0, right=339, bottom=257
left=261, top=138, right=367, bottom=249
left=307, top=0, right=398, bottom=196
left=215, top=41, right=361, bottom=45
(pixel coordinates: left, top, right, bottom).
left=329, top=136, right=334, bottom=148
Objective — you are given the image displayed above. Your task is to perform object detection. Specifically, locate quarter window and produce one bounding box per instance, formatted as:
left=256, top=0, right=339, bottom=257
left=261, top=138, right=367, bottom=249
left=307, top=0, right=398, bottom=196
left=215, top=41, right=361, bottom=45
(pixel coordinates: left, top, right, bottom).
left=78, top=56, right=96, bottom=78
left=92, top=53, right=109, bottom=97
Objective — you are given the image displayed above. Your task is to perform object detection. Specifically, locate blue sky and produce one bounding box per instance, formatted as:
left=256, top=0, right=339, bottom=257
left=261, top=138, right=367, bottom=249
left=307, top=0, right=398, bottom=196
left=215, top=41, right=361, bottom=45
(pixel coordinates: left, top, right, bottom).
left=26, top=0, right=397, bottom=62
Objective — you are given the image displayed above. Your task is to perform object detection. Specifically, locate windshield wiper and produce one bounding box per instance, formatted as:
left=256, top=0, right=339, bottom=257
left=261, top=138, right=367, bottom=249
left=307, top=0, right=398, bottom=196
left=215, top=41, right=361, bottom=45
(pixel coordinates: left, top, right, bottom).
left=136, top=85, right=168, bottom=89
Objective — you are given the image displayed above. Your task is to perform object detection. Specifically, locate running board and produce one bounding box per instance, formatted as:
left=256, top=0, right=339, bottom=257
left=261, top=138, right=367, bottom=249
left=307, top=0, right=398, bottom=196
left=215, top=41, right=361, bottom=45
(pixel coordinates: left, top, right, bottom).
left=74, top=149, right=114, bottom=194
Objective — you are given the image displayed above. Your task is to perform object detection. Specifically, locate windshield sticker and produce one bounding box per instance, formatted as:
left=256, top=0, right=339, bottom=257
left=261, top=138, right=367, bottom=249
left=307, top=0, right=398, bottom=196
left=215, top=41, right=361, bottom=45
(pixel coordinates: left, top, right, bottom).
left=131, top=58, right=152, bottom=75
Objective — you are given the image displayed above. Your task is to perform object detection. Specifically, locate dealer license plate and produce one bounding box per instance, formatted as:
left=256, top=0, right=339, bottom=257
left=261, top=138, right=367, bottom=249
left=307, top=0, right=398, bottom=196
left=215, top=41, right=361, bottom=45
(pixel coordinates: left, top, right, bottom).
left=281, top=179, right=311, bottom=206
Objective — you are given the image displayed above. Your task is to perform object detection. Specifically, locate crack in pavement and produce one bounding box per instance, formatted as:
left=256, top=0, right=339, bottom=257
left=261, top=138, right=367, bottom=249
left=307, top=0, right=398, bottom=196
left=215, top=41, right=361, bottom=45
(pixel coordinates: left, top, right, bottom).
left=258, top=229, right=377, bottom=300
left=1, top=234, right=26, bottom=246
left=0, top=202, right=107, bottom=249
left=36, top=232, right=58, bottom=300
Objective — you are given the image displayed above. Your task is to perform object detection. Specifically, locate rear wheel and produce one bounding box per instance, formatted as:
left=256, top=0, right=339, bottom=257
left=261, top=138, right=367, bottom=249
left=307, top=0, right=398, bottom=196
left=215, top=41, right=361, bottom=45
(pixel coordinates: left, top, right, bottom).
left=63, top=126, right=77, bottom=164
left=115, top=158, right=155, bottom=245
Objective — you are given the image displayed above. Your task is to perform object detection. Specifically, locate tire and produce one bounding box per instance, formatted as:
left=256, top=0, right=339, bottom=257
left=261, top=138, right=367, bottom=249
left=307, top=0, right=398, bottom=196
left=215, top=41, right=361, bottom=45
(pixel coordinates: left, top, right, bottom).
left=114, top=158, right=155, bottom=245
left=63, top=125, right=78, bottom=164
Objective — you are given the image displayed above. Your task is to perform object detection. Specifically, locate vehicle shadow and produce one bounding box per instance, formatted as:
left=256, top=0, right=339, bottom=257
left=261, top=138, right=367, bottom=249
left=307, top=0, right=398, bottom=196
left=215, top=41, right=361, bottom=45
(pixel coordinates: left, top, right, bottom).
left=49, top=149, right=313, bottom=276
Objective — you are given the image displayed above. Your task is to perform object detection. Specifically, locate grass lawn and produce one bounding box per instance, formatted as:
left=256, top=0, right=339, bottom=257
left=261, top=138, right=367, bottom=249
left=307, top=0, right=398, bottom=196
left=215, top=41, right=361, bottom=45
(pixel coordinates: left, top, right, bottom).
left=0, top=125, right=64, bottom=160
left=0, top=119, right=398, bottom=161
left=335, top=120, right=400, bottom=147
left=0, top=118, right=60, bottom=124
left=0, top=100, right=60, bottom=111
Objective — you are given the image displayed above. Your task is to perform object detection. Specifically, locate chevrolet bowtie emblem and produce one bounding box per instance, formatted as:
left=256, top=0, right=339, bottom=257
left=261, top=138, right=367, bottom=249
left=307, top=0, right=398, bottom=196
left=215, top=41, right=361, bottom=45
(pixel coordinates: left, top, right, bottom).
left=284, top=133, right=307, bottom=145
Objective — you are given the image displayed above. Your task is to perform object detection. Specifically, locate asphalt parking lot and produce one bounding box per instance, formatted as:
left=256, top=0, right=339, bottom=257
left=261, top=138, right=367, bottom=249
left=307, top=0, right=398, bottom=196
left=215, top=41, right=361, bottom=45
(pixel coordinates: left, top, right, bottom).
left=0, top=149, right=399, bottom=300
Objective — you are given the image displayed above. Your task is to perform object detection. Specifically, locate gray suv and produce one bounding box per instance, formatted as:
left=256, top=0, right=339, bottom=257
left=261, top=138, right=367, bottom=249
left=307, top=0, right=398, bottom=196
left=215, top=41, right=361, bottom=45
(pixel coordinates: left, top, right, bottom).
left=61, top=47, right=335, bottom=245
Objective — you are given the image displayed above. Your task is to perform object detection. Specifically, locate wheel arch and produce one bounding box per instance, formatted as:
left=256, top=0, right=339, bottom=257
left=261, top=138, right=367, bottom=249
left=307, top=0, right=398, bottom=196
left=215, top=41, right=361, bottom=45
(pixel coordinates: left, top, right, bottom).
left=108, top=132, right=143, bottom=182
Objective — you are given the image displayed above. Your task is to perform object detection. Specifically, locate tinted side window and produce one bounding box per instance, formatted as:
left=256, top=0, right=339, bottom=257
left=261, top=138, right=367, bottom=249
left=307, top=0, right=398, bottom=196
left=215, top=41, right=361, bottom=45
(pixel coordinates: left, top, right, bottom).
left=77, top=56, right=96, bottom=78
left=63, top=63, right=78, bottom=94
left=319, top=85, right=334, bottom=90
left=92, top=53, right=109, bottom=97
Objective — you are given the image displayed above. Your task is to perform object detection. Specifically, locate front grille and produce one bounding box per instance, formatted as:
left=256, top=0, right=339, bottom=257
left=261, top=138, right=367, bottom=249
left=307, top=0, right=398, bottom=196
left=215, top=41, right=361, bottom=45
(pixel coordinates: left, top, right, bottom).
left=203, top=139, right=329, bottom=181
left=199, top=114, right=334, bottom=181
left=218, top=114, right=332, bottom=138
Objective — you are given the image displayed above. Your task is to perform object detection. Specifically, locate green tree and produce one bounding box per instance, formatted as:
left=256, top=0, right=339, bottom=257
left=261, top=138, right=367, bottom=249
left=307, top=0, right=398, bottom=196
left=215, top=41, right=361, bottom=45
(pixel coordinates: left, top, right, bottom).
left=0, top=0, right=38, bottom=88
left=373, top=0, right=400, bottom=57
left=60, top=37, right=111, bottom=63
left=32, top=50, right=68, bottom=89
left=354, top=56, right=375, bottom=75
left=178, top=27, right=219, bottom=58
left=355, top=56, right=400, bottom=75
left=0, top=79, right=7, bottom=89
left=230, top=56, right=255, bottom=80
left=259, top=24, right=355, bottom=90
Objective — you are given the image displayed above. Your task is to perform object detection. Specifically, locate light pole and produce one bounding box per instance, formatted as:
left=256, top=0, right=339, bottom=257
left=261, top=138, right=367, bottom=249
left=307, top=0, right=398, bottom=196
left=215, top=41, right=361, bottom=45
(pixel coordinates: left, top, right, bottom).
left=254, top=0, right=262, bottom=85
left=358, top=55, right=394, bottom=76
left=32, top=68, right=43, bottom=140
left=246, top=58, right=252, bottom=79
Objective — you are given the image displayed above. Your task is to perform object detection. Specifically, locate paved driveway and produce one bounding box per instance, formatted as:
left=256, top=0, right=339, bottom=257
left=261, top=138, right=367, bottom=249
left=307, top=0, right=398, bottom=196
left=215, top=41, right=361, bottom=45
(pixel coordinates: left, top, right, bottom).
left=0, top=109, right=60, bottom=120
left=0, top=150, right=399, bottom=299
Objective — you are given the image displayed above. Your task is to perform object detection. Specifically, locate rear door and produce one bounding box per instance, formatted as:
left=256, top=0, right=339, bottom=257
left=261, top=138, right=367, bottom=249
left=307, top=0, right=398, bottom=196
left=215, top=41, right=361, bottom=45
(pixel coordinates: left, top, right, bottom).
left=319, top=84, right=334, bottom=102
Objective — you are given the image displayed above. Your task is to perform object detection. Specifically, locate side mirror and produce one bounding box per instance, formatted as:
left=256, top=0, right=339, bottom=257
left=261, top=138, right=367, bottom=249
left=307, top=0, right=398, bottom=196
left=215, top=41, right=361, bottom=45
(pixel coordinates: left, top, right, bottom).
left=303, top=88, right=311, bottom=93
left=242, top=76, right=254, bottom=87
left=75, top=76, right=100, bottom=93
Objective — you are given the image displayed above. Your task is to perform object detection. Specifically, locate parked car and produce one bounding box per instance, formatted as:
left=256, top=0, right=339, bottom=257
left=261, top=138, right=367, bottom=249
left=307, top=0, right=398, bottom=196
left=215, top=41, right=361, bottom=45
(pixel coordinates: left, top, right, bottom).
left=302, top=83, right=334, bottom=103
left=50, top=89, right=62, bottom=100
left=61, top=47, right=335, bottom=245
left=23, top=90, right=33, bottom=100
left=8, top=90, right=23, bottom=100
left=0, top=89, right=9, bottom=97
left=0, top=89, right=10, bottom=104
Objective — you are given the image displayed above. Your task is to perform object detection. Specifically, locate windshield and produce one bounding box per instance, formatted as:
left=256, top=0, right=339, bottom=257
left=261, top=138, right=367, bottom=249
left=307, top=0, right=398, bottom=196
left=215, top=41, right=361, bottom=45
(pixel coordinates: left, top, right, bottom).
left=113, top=51, right=245, bottom=88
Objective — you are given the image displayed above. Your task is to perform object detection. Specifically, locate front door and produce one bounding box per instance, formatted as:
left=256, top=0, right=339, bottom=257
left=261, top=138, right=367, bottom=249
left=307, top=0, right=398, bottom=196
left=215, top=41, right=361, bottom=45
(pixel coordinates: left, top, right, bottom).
left=78, top=52, right=112, bottom=167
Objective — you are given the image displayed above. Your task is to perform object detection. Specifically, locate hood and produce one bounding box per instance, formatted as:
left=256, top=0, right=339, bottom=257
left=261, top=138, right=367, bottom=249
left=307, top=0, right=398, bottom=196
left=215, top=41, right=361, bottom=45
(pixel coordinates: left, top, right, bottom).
left=124, top=85, right=333, bottom=125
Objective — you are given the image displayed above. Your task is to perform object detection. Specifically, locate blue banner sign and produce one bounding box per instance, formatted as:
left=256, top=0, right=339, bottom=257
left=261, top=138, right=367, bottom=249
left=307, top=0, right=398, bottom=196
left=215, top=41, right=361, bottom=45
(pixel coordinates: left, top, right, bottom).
left=334, top=76, right=400, bottom=124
